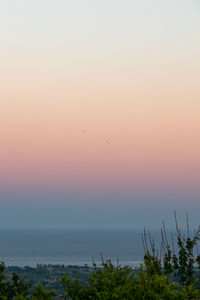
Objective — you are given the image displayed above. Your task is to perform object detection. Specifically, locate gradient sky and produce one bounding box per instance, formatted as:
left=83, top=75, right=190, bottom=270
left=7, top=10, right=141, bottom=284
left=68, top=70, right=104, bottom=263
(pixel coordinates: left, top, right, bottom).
left=0, top=0, right=200, bottom=229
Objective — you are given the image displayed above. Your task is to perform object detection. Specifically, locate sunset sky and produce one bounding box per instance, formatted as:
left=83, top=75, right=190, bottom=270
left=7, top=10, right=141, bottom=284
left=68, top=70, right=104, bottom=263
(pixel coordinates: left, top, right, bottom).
left=0, top=0, right=200, bottom=229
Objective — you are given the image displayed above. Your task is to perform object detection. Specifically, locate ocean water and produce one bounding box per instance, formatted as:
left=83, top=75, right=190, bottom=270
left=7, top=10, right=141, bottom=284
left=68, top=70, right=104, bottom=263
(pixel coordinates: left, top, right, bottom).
left=0, top=229, right=148, bottom=267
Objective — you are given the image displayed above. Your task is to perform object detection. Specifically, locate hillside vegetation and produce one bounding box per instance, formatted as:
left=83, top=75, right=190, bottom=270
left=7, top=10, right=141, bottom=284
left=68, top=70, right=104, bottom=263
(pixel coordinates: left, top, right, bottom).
left=1, top=213, right=200, bottom=299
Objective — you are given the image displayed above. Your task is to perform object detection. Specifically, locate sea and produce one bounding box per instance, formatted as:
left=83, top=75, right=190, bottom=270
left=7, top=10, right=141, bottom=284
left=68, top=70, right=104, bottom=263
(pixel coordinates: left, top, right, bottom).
left=0, top=229, right=161, bottom=268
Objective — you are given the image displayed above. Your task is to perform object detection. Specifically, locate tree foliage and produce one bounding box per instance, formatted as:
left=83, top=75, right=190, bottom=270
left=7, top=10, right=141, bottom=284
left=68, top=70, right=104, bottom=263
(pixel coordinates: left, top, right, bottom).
left=0, top=262, right=55, bottom=300
left=62, top=212, right=200, bottom=299
left=1, top=212, right=200, bottom=299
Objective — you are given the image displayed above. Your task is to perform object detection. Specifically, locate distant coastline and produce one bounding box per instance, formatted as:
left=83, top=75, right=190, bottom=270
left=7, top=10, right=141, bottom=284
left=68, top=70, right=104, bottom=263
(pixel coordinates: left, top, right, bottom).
left=0, top=229, right=146, bottom=267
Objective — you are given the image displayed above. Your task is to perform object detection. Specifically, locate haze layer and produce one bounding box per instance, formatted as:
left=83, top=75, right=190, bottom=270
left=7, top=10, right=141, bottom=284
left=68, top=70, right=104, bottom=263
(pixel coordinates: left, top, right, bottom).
left=0, top=0, right=200, bottom=228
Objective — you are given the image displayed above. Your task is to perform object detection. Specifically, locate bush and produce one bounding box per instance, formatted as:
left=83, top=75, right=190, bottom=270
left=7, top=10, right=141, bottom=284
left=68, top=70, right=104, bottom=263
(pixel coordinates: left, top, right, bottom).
left=62, top=212, right=200, bottom=299
left=1, top=212, right=200, bottom=299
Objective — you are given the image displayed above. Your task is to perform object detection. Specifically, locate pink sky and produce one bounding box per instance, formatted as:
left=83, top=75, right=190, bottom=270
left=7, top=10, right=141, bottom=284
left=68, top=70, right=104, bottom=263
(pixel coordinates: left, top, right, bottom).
left=0, top=0, right=200, bottom=228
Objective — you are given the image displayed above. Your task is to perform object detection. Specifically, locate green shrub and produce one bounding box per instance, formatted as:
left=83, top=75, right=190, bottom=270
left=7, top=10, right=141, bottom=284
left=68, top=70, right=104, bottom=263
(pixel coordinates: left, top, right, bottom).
left=1, top=212, right=200, bottom=299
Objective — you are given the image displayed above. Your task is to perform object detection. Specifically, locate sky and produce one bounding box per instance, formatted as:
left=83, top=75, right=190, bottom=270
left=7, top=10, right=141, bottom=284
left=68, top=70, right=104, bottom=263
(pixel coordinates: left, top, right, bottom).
left=0, top=0, right=200, bottom=229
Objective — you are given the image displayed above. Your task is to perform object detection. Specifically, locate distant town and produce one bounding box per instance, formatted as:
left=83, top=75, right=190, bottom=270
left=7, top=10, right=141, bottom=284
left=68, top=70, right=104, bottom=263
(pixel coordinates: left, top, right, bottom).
left=6, top=264, right=92, bottom=298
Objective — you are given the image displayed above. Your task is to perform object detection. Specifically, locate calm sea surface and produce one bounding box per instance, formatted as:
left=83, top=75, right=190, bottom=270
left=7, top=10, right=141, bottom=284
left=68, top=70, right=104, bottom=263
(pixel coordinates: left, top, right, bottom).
left=0, top=229, right=158, bottom=267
